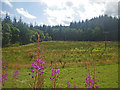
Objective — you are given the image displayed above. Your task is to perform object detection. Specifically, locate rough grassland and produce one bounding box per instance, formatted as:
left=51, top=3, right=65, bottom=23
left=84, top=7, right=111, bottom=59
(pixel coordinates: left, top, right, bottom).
left=2, top=41, right=118, bottom=88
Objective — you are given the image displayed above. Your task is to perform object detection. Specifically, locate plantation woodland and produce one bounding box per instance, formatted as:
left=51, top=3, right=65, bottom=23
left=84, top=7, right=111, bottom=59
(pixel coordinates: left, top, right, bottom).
left=1, top=14, right=118, bottom=47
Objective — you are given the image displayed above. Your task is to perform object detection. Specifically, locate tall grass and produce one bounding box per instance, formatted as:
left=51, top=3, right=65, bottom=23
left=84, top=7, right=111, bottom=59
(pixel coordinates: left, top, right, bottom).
left=1, top=40, right=118, bottom=88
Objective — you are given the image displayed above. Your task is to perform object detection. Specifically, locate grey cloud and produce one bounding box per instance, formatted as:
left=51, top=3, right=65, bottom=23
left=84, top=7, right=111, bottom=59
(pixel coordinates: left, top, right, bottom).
left=89, top=0, right=118, bottom=4
left=66, top=16, right=71, bottom=19
left=66, top=1, right=73, bottom=7
left=89, top=0, right=106, bottom=4
left=118, top=1, right=120, bottom=16
left=89, top=0, right=118, bottom=17
left=79, top=4, right=85, bottom=12
left=104, top=2, right=118, bottom=17
left=63, top=21, right=70, bottom=24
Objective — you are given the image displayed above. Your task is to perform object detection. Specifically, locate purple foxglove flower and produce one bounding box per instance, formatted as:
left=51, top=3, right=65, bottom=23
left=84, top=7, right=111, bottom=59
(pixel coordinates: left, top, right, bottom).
left=67, top=82, right=71, bottom=87
left=36, top=59, right=38, bottom=62
left=89, top=86, right=92, bottom=88
left=95, top=85, right=99, bottom=89
left=35, top=67, right=38, bottom=69
left=2, top=75, right=5, bottom=78
left=5, top=73, right=8, bottom=75
left=91, top=82, right=95, bottom=85
left=38, top=67, right=41, bottom=70
left=2, top=73, right=8, bottom=81
left=31, top=69, right=35, bottom=72
left=31, top=67, right=33, bottom=69
left=52, top=77, right=55, bottom=80
left=86, top=77, right=90, bottom=81
left=90, top=79, right=93, bottom=83
left=33, top=58, right=35, bottom=61
left=5, top=78, right=7, bottom=81
left=13, top=70, right=19, bottom=77
left=41, top=67, right=44, bottom=69
left=56, top=75, right=59, bottom=77
left=58, top=69, right=60, bottom=71
left=55, top=70, right=58, bottom=73
left=31, top=64, right=34, bottom=66
left=73, top=85, right=77, bottom=88
left=52, top=68, right=54, bottom=72
left=86, top=81, right=90, bottom=84
left=51, top=73, right=54, bottom=76
left=32, top=61, right=35, bottom=64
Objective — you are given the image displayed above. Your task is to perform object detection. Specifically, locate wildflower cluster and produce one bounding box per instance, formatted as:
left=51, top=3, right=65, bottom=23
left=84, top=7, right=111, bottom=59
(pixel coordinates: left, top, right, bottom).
left=30, top=58, right=45, bottom=76
left=50, top=68, right=60, bottom=80
left=12, top=70, right=19, bottom=88
left=2, top=73, right=8, bottom=82
left=2, top=73, right=8, bottom=86
left=29, top=58, right=45, bottom=88
left=67, top=82, right=71, bottom=87
left=0, top=74, right=2, bottom=83
left=67, top=82, right=77, bottom=88
left=85, top=74, right=99, bottom=90
left=13, top=70, right=19, bottom=78
left=73, top=85, right=77, bottom=88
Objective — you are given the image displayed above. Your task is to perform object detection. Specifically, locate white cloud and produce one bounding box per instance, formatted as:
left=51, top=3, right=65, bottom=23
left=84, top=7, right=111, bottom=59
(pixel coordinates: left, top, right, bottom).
left=81, top=3, right=105, bottom=20
left=16, top=8, right=36, bottom=19
left=0, top=10, right=13, bottom=16
left=1, top=0, right=13, bottom=7
left=44, top=8, right=74, bottom=26
left=0, top=11, right=6, bottom=15
left=40, top=0, right=108, bottom=26
left=8, top=0, right=118, bottom=26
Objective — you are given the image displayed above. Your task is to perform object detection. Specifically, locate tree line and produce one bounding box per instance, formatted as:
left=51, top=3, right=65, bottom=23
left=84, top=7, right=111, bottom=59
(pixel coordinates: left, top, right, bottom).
left=1, top=14, right=118, bottom=47
left=1, top=14, right=52, bottom=47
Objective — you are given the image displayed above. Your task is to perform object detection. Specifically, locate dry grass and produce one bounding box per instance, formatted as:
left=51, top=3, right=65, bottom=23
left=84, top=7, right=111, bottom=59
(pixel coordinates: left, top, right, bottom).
left=8, top=63, right=30, bottom=68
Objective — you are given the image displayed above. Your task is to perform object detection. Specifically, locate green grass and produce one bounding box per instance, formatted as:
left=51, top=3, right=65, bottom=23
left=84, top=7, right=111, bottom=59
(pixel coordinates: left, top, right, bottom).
left=2, top=41, right=119, bottom=88
left=3, top=64, right=118, bottom=88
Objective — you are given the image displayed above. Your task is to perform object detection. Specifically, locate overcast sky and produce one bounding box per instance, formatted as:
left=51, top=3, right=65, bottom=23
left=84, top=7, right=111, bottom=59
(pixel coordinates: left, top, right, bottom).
left=0, top=0, right=119, bottom=26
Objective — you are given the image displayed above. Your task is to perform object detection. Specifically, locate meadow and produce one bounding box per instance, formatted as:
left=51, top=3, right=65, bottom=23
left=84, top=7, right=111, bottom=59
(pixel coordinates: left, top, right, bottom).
left=2, top=41, right=118, bottom=88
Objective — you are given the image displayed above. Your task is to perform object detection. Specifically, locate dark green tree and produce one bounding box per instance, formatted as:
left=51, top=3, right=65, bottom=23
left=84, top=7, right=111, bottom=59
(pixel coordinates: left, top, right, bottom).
left=2, top=23, right=11, bottom=46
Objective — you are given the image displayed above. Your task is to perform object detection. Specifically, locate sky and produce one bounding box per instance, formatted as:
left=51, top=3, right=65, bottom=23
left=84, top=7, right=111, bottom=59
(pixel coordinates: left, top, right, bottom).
left=0, top=0, right=119, bottom=26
